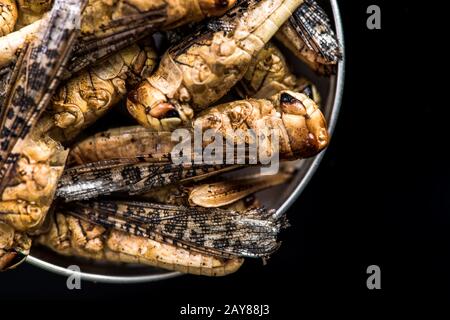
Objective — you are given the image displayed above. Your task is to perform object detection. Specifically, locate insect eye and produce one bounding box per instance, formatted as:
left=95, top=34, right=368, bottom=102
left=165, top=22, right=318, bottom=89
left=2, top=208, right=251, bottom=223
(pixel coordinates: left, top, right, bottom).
left=162, top=109, right=180, bottom=119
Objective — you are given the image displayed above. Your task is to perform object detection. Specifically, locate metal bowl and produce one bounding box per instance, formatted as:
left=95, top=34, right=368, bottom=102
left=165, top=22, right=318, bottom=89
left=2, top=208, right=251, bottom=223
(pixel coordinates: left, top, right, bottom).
left=26, top=0, right=345, bottom=283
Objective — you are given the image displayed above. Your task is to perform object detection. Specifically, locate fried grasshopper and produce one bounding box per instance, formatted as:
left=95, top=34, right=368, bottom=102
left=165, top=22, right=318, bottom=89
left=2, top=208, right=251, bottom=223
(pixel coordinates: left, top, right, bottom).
left=57, top=89, right=328, bottom=201
left=59, top=127, right=237, bottom=202
left=0, top=117, right=68, bottom=231
left=38, top=194, right=263, bottom=276
left=37, top=212, right=244, bottom=276
left=0, top=0, right=84, bottom=236
left=163, top=0, right=342, bottom=75
left=42, top=160, right=288, bottom=276
left=66, top=200, right=283, bottom=257
left=18, top=178, right=283, bottom=275
left=193, top=90, right=328, bottom=160
left=127, top=0, right=307, bottom=131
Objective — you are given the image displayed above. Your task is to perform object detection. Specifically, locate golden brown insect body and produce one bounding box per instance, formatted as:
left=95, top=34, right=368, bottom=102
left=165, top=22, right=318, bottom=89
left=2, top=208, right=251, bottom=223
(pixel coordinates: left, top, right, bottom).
left=0, top=0, right=339, bottom=277
left=194, top=90, right=329, bottom=160
left=37, top=211, right=243, bottom=276
left=37, top=188, right=268, bottom=276
left=0, top=1, right=85, bottom=273
left=0, top=117, right=68, bottom=231
left=50, top=42, right=158, bottom=142
left=127, top=0, right=305, bottom=131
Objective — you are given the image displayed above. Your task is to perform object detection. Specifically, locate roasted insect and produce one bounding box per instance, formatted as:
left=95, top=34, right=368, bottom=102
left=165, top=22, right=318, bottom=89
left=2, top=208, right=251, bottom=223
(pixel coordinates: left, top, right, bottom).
left=58, top=88, right=328, bottom=202
left=0, top=0, right=84, bottom=194
left=39, top=172, right=283, bottom=276
left=49, top=41, right=158, bottom=142
left=66, top=199, right=283, bottom=259
left=0, top=116, right=68, bottom=231
left=37, top=209, right=244, bottom=276
left=60, top=126, right=237, bottom=202
left=127, top=0, right=306, bottom=131
left=0, top=0, right=83, bottom=235
left=0, top=0, right=18, bottom=36
left=275, top=0, right=341, bottom=75
left=237, top=42, right=321, bottom=103
left=0, top=0, right=340, bottom=278
left=0, top=221, right=31, bottom=270
left=194, top=90, right=329, bottom=160
left=69, top=130, right=292, bottom=206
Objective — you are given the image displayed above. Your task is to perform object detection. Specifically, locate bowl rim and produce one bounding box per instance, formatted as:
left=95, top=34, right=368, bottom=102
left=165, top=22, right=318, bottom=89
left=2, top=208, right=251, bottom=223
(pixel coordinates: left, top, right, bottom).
left=26, top=0, right=345, bottom=283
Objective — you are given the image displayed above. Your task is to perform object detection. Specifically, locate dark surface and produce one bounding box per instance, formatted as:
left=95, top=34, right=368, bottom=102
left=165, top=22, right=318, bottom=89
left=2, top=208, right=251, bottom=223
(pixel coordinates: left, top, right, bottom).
left=0, top=0, right=445, bottom=313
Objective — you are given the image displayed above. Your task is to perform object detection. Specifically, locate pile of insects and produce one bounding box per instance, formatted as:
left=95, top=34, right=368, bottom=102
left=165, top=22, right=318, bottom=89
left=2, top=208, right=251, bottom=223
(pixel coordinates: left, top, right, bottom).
left=0, top=0, right=341, bottom=276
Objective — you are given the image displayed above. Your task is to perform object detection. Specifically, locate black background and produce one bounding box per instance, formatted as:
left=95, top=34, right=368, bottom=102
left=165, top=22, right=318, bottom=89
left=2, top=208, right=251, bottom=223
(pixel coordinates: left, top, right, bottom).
left=1, top=0, right=447, bottom=314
